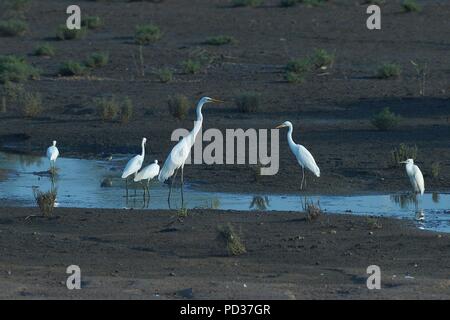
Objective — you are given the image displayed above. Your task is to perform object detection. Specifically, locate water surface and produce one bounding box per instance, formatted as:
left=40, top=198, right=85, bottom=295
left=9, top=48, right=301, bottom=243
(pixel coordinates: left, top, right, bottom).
left=0, top=152, right=448, bottom=233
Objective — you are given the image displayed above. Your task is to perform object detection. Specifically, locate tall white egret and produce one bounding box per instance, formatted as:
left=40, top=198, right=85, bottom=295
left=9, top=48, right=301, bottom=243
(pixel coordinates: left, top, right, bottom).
left=400, top=159, right=424, bottom=195
left=121, top=137, right=147, bottom=197
left=158, top=96, right=224, bottom=205
left=275, top=121, right=320, bottom=190
left=46, top=140, right=59, bottom=171
left=134, top=160, right=160, bottom=197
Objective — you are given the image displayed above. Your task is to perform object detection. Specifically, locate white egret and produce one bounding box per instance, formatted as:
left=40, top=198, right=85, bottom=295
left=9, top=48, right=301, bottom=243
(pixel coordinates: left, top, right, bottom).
left=275, top=121, right=320, bottom=190
left=158, top=96, right=224, bottom=205
left=46, top=140, right=59, bottom=171
left=121, top=137, right=147, bottom=197
left=400, top=159, right=424, bottom=195
left=134, top=160, right=160, bottom=197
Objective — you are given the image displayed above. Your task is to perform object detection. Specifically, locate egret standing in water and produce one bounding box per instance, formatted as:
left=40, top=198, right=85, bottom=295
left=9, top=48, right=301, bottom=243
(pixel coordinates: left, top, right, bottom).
left=122, top=137, right=147, bottom=197
left=275, top=121, right=320, bottom=190
left=158, top=97, right=224, bottom=205
left=46, top=140, right=59, bottom=173
left=400, top=159, right=424, bottom=196
left=134, top=160, right=160, bottom=197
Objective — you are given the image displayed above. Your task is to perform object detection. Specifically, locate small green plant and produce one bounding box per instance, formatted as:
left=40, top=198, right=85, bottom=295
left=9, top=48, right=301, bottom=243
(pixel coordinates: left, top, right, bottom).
left=371, top=107, right=400, bottom=131
left=280, top=0, right=298, bottom=7
left=0, top=55, right=39, bottom=83
left=56, top=25, right=87, bottom=40
left=120, top=97, right=133, bottom=124
left=286, top=58, right=311, bottom=73
left=310, top=48, right=334, bottom=69
left=366, top=217, right=382, bottom=230
left=204, top=35, right=236, bottom=46
left=411, top=60, right=427, bottom=96
left=285, top=71, right=305, bottom=83
left=377, top=63, right=401, bottom=79
left=232, top=0, right=264, bottom=7
left=156, top=67, right=173, bottom=83
left=2, top=81, right=24, bottom=101
left=82, top=16, right=103, bottom=29
left=181, top=59, right=202, bottom=74
left=431, top=162, right=440, bottom=179
left=59, top=61, right=87, bottom=76
left=167, top=94, right=190, bottom=120
left=285, top=58, right=311, bottom=83
left=95, top=96, right=119, bottom=121
left=217, top=224, right=246, bottom=256
left=34, top=43, right=55, bottom=57
left=235, top=92, right=260, bottom=113
left=302, top=198, right=321, bottom=222
left=20, top=91, right=42, bottom=117
left=33, top=187, right=57, bottom=217
left=390, top=143, right=418, bottom=167
left=402, top=0, right=421, bottom=12
left=177, top=207, right=188, bottom=219
left=134, top=24, right=162, bottom=45
left=0, top=19, right=27, bottom=36
left=85, top=52, right=109, bottom=68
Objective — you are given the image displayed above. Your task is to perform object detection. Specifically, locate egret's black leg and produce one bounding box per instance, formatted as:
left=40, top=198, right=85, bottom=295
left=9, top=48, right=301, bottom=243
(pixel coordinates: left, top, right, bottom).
left=300, top=167, right=305, bottom=190
left=181, top=166, right=184, bottom=206
left=168, top=168, right=179, bottom=207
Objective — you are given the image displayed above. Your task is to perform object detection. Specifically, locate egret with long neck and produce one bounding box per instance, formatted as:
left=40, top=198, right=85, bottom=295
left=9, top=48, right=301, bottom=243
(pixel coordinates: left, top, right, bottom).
left=276, top=121, right=320, bottom=190
left=158, top=96, right=224, bottom=206
left=121, top=137, right=147, bottom=198
left=400, top=158, right=424, bottom=196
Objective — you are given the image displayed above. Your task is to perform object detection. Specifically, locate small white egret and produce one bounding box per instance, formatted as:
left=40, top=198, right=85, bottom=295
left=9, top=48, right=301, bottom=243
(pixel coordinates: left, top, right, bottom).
left=158, top=96, right=224, bottom=205
left=121, top=137, right=147, bottom=197
left=46, top=140, right=59, bottom=171
left=275, top=121, right=320, bottom=190
left=134, top=160, right=160, bottom=197
left=400, top=159, right=424, bottom=196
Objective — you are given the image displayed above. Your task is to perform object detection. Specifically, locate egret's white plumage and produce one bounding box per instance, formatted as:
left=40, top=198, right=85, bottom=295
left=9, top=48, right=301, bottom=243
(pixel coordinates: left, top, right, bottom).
left=400, top=159, right=424, bottom=195
left=122, top=137, right=147, bottom=179
left=158, top=96, right=224, bottom=204
left=134, top=160, right=160, bottom=183
left=122, top=137, right=147, bottom=197
left=276, top=121, right=320, bottom=189
left=46, top=140, right=59, bottom=162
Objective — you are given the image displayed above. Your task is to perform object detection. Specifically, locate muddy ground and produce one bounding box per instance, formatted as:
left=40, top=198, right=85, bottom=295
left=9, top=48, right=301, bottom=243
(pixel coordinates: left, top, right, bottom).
left=0, top=207, right=448, bottom=299
left=0, top=0, right=448, bottom=194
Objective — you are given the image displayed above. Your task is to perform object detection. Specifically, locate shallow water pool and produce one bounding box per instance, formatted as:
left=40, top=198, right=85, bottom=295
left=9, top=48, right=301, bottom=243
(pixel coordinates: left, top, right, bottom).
left=0, top=152, right=449, bottom=233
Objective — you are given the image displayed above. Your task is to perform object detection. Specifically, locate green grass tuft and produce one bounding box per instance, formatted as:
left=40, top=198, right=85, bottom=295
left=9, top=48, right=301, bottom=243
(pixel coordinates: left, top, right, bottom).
left=167, top=94, right=190, bottom=120
left=371, top=107, right=400, bottom=131
left=0, top=55, right=39, bottom=83
left=34, top=43, right=55, bottom=57
left=85, top=52, right=109, bottom=68
left=82, top=16, right=103, bottom=29
left=59, top=61, right=88, bottom=76
left=56, top=25, right=87, bottom=40
left=0, top=19, right=27, bottom=36
left=156, top=67, right=173, bottom=83
left=204, top=35, right=236, bottom=46
left=402, top=0, right=421, bottom=12
left=135, top=24, right=162, bottom=45
left=217, top=224, right=246, bottom=256
left=235, top=92, right=260, bottom=113
left=377, top=63, right=401, bottom=79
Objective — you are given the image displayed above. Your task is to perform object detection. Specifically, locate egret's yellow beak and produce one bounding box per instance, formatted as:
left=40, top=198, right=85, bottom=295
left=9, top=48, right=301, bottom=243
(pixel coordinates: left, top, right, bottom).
left=211, top=98, right=225, bottom=103
left=275, top=124, right=286, bottom=129
left=399, top=161, right=407, bottom=164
